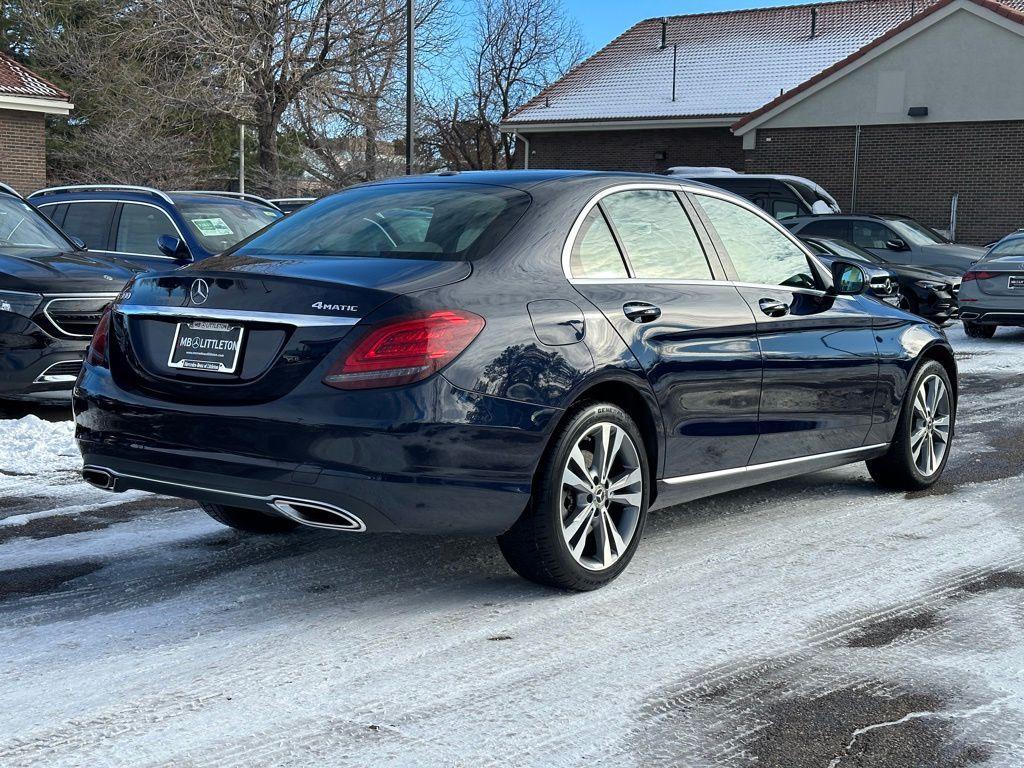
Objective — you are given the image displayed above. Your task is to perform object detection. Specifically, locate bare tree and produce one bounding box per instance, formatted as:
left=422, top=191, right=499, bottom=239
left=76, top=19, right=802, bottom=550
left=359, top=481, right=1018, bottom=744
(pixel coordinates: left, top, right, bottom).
left=423, top=0, right=585, bottom=170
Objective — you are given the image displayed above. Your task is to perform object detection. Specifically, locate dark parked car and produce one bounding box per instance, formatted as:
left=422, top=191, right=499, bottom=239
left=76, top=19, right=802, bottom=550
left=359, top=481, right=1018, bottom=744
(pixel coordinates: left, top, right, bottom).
left=958, top=231, right=1024, bottom=338
left=800, top=237, right=900, bottom=302
left=0, top=182, right=137, bottom=401
left=784, top=213, right=985, bottom=272
left=269, top=197, right=316, bottom=214
left=664, top=169, right=841, bottom=221
left=801, top=237, right=960, bottom=324
left=75, top=171, right=957, bottom=589
left=28, top=186, right=283, bottom=271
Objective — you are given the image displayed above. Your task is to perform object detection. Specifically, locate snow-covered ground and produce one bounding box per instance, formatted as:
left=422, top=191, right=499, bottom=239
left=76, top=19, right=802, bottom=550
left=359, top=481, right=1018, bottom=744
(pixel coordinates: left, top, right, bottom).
left=1, top=325, right=1023, bottom=767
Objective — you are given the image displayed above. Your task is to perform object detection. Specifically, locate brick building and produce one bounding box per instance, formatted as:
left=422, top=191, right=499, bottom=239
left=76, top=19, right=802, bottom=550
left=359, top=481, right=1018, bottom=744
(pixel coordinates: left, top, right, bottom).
left=0, top=54, right=73, bottom=194
left=501, top=0, right=1024, bottom=244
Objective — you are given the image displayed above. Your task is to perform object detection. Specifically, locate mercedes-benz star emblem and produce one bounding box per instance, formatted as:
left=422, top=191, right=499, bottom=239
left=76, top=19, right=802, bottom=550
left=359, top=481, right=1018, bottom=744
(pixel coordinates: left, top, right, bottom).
left=190, top=278, right=210, bottom=305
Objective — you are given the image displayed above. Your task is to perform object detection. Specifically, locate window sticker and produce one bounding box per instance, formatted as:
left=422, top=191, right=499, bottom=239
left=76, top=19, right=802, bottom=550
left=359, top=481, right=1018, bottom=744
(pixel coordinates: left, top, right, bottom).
left=191, top=217, right=234, bottom=236
left=263, top=210, right=280, bottom=218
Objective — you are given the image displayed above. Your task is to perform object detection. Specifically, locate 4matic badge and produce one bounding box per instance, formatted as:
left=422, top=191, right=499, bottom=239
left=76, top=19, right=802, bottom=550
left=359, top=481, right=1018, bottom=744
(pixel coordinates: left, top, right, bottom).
left=311, top=301, right=359, bottom=313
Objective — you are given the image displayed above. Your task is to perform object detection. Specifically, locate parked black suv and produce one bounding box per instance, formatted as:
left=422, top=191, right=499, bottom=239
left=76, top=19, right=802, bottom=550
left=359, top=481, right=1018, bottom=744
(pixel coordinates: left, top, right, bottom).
left=28, top=186, right=283, bottom=271
left=0, top=183, right=137, bottom=401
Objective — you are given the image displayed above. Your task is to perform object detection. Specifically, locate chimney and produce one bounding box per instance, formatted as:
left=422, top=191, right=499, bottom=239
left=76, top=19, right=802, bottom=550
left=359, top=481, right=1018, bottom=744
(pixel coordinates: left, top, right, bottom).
left=810, top=7, right=818, bottom=38
left=660, top=18, right=667, bottom=50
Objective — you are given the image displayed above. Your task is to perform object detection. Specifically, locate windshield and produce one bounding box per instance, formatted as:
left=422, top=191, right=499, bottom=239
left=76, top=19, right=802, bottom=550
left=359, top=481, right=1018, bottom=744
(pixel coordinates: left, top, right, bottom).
left=822, top=239, right=886, bottom=265
left=233, top=183, right=531, bottom=260
left=178, top=201, right=283, bottom=253
left=0, top=196, right=72, bottom=251
left=887, top=218, right=948, bottom=246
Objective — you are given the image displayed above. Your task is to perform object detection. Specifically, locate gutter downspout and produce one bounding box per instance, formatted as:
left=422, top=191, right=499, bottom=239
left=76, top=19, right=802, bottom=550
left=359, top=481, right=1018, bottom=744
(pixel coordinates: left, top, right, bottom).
left=514, top=132, right=530, bottom=170
left=850, top=124, right=862, bottom=212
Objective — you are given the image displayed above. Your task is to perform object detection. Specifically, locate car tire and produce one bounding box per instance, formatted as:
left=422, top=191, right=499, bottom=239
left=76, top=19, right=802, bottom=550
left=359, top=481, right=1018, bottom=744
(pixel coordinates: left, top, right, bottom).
left=497, top=402, right=650, bottom=591
left=866, top=359, right=954, bottom=491
left=963, top=321, right=996, bottom=339
left=200, top=502, right=300, bottom=534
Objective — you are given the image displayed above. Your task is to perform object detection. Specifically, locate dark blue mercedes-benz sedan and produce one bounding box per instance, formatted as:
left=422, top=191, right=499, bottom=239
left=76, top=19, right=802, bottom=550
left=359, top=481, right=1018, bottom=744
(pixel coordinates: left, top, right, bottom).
left=74, top=171, right=957, bottom=590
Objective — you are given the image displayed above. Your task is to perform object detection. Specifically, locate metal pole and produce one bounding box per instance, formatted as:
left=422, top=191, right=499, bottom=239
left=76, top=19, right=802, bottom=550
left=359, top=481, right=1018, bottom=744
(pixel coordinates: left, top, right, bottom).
left=406, top=0, right=415, bottom=175
left=239, top=124, right=246, bottom=195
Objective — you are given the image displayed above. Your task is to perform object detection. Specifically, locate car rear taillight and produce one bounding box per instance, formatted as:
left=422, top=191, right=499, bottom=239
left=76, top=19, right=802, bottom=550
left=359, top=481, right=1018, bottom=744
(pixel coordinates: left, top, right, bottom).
left=323, top=310, right=485, bottom=390
left=962, top=270, right=997, bottom=282
left=86, top=306, right=112, bottom=368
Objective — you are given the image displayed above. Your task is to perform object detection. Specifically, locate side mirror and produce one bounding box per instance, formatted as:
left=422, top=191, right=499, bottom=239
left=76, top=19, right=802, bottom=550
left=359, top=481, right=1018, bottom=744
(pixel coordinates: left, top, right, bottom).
left=831, top=261, right=867, bottom=295
left=885, top=238, right=909, bottom=252
left=157, top=234, right=193, bottom=262
left=69, top=235, right=87, bottom=251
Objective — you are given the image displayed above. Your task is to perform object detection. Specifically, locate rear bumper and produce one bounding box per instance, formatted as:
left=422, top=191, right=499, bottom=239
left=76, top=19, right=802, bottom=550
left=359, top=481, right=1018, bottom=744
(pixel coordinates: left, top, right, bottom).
left=74, top=367, right=560, bottom=535
left=959, top=309, right=1024, bottom=325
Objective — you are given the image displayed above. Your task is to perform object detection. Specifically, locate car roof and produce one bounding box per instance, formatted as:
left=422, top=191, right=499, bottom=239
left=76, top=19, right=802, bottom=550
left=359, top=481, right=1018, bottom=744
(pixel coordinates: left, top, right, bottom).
left=26, top=185, right=280, bottom=212
left=355, top=169, right=713, bottom=192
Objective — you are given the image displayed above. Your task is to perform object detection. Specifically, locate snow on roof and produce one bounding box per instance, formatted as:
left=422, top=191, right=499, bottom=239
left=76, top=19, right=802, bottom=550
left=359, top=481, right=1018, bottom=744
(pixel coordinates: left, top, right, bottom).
left=505, top=0, right=1024, bottom=126
left=0, top=53, right=69, bottom=101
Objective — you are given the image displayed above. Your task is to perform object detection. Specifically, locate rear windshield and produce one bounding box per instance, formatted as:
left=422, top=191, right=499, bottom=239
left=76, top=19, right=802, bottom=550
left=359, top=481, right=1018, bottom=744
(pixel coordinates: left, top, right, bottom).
left=233, top=183, right=531, bottom=261
left=0, top=196, right=71, bottom=251
left=987, top=237, right=1024, bottom=259
left=178, top=201, right=283, bottom=253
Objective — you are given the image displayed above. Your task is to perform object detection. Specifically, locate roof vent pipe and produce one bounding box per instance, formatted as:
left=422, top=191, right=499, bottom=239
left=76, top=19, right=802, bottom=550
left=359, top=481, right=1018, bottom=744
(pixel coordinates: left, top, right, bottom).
left=660, top=18, right=667, bottom=50
left=810, top=7, right=818, bottom=37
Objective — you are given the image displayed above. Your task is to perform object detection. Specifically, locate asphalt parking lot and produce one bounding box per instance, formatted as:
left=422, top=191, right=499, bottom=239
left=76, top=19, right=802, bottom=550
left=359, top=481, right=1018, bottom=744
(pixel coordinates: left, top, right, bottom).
left=1, top=325, right=1023, bottom=767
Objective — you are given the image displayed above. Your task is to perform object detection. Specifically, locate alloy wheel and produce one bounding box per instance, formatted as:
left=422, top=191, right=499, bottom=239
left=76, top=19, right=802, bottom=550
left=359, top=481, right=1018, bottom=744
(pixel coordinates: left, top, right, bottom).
left=559, top=422, right=643, bottom=571
left=910, top=374, right=951, bottom=477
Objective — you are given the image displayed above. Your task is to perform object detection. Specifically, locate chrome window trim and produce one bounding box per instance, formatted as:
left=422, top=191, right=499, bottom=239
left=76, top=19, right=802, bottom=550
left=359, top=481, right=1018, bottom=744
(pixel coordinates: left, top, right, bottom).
left=43, top=294, right=120, bottom=338
left=661, top=443, right=889, bottom=485
left=37, top=199, right=189, bottom=258
left=561, top=182, right=708, bottom=282
left=115, top=304, right=361, bottom=328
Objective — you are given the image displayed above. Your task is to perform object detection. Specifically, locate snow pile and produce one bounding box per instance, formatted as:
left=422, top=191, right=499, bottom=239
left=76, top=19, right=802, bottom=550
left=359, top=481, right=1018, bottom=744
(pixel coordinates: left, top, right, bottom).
left=0, top=415, right=78, bottom=476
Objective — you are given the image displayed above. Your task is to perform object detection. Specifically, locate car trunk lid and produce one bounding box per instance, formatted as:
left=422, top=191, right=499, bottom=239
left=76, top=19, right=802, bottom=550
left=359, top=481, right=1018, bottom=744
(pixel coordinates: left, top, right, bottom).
left=108, top=254, right=471, bottom=404
left=965, top=255, right=1024, bottom=296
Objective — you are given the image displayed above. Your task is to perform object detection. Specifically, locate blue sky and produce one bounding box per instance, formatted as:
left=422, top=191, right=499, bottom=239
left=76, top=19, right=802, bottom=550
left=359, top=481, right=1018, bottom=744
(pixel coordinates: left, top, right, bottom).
left=563, top=0, right=818, bottom=48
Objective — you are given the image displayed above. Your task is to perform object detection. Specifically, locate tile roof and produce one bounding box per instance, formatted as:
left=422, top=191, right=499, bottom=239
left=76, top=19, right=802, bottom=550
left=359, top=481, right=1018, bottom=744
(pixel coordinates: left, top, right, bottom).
left=0, top=53, right=69, bottom=101
left=505, top=0, right=1024, bottom=126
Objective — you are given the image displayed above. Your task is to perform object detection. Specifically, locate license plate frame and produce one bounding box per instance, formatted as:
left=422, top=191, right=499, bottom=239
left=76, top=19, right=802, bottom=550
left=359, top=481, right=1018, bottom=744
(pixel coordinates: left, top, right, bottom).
left=1009, top=275, right=1024, bottom=289
left=167, top=320, right=245, bottom=374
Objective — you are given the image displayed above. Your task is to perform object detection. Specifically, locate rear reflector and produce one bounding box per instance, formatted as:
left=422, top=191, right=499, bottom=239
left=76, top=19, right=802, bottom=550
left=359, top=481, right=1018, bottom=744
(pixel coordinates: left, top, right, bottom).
left=86, top=306, right=112, bottom=368
left=962, top=270, right=997, bottom=282
left=323, top=310, right=485, bottom=390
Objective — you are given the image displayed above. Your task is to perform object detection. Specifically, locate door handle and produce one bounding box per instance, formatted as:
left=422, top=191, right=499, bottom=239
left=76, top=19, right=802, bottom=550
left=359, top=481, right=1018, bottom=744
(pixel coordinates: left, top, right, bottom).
left=623, top=301, right=662, bottom=324
left=758, top=298, right=790, bottom=318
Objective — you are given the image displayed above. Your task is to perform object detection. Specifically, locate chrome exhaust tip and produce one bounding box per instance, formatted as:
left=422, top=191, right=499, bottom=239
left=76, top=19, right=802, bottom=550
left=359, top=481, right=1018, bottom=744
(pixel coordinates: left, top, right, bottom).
left=82, top=466, right=117, bottom=491
left=269, top=497, right=366, bottom=532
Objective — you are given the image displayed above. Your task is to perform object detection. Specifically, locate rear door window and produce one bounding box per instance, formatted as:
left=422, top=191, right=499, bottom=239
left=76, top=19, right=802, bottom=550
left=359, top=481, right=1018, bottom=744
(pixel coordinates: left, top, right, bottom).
left=61, top=202, right=116, bottom=251
left=569, top=208, right=628, bottom=278
left=600, top=189, right=712, bottom=280
left=116, top=203, right=179, bottom=256
left=695, top=194, right=817, bottom=289
left=799, top=219, right=851, bottom=239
